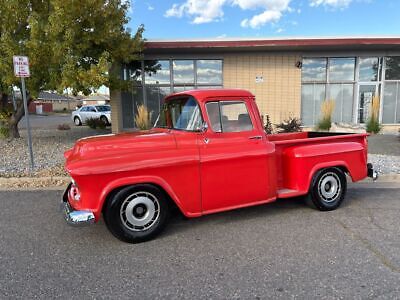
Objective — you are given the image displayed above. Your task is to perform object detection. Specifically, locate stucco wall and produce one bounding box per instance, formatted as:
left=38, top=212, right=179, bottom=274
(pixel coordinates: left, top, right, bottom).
left=223, top=54, right=302, bottom=125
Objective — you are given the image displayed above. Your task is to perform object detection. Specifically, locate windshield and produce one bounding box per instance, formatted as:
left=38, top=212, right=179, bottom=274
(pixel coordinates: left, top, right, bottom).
left=96, top=105, right=110, bottom=112
left=155, top=96, right=203, bottom=131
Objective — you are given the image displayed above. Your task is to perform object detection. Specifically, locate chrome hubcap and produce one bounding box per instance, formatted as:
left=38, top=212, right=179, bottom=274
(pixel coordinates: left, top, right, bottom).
left=120, top=192, right=160, bottom=231
left=318, top=172, right=341, bottom=203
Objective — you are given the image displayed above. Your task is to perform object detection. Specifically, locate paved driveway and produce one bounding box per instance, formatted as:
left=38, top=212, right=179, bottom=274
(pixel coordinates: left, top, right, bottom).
left=1, top=183, right=400, bottom=299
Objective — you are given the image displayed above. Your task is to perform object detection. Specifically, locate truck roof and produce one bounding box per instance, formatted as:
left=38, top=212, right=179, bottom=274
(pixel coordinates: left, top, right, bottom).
left=165, top=89, right=254, bottom=103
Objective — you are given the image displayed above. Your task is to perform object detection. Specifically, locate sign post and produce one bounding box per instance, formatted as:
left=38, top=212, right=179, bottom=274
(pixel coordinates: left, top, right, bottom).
left=13, top=56, right=34, bottom=171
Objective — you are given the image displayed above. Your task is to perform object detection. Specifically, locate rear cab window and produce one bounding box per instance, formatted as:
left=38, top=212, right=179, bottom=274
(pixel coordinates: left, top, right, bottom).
left=205, top=101, right=253, bottom=133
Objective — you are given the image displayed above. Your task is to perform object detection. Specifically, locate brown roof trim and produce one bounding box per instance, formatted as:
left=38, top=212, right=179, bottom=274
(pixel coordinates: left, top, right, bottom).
left=145, top=37, right=400, bottom=50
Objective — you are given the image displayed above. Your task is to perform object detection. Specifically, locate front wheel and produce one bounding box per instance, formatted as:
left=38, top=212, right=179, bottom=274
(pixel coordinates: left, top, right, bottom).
left=304, top=167, right=347, bottom=211
left=74, top=117, right=82, bottom=126
left=103, top=184, right=170, bottom=243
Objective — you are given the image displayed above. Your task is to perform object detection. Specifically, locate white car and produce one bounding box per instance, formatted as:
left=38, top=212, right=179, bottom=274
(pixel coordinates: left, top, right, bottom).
left=72, top=105, right=111, bottom=126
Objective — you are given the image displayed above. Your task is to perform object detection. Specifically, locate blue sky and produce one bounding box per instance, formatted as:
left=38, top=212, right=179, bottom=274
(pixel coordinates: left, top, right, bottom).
left=127, top=0, right=400, bottom=39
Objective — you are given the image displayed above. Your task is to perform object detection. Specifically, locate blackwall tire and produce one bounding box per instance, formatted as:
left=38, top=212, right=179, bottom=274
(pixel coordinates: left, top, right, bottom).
left=103, top=184, right=170, bottom=243
left=74, top=117, right=82, bottom=126
left=100, top=116, right=109, bottom=126
left=304, top=167, right=347, bottom=211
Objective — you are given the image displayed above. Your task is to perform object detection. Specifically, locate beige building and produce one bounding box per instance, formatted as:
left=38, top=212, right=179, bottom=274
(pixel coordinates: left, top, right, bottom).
left=110, top=37, right=400, bottom=133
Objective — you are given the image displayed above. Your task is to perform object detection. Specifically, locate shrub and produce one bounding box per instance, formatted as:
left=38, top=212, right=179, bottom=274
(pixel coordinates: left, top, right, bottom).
left=317, top=99, right=335, bottom=131
left=57, top=123, right=71, bottom=130
left=135, top=105, right=152, bottom=130
left=264, top=114, right=273, bottom=134
left=0, top=109, right=11, bottom=139
left=0, top=125, right=9, bottom=138
left=366, top=95, right=381, bottom=134
left=276, top=116, right=302, bottom=133
left=86, top=117, right=106, bottom=130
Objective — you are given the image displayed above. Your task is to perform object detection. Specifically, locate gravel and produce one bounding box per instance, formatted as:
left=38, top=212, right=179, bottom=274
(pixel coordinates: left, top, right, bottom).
left=0, top=127, right=111, bottom=178
left=368, top=154, right=400, bottom=175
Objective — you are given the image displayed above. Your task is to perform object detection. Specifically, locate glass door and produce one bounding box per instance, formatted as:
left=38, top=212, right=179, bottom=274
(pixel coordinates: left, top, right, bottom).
left=358, top=84, right=378, bottom=123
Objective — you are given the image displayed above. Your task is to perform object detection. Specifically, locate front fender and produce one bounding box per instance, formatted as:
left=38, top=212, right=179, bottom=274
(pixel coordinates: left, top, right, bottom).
left=98, top=176, right=201, bottom=219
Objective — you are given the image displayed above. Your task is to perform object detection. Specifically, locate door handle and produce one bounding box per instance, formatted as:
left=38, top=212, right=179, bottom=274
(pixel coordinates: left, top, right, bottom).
left=249, top=135, right=262, bottom=140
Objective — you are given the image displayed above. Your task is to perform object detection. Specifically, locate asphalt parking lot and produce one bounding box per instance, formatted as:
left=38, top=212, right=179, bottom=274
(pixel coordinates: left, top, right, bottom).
left=19, top=114, right=72, bottom=129
left=1, top=183, right=400, bottom=299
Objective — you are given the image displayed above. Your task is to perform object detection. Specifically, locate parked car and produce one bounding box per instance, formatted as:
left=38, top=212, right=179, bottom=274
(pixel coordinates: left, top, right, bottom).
left=71, top=105, right=111, bottom=126
left=61, top=89, right=377, bottom=243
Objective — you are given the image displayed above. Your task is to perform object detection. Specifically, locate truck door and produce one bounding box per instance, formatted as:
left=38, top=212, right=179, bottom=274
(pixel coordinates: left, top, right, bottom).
left=199, top=99, right=275, bottom=213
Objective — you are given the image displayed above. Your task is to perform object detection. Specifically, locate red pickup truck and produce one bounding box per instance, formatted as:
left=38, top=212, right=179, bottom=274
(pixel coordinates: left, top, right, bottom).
left=62, top=89, right=377, bottom=243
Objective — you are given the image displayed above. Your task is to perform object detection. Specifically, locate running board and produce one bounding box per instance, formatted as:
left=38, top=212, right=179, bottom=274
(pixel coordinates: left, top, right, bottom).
left=277, top=188, right=306, bottom=198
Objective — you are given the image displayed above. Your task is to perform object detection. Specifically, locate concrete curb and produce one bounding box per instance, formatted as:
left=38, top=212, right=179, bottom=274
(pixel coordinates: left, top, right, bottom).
left=0, top=174, right=400, bottom=191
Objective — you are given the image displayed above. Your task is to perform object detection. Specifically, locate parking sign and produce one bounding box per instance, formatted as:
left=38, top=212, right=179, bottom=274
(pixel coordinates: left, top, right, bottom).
left=13, top=56, right=30, bottom=77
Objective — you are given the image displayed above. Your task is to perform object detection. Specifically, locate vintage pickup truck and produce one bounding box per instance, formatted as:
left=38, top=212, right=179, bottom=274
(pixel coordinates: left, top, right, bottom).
left=62, top=89, right=377, bottom=243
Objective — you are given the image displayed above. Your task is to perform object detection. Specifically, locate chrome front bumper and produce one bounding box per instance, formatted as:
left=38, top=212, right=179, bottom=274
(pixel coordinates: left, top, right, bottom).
left=61, top=184, right=95, bottom=226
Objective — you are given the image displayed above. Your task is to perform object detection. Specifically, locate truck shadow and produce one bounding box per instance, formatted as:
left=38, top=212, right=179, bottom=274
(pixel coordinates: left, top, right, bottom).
left=162, top=196, right=308, bottom=238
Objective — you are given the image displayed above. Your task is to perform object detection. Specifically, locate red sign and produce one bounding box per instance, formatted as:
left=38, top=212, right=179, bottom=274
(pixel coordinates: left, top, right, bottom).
left=13, top=56, right=30, bottom=77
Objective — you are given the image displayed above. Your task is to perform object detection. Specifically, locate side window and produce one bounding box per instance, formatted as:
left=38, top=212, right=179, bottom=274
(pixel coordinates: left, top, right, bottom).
left=81, top=107, right=87, bottom=112
left=206, top=101, right=253, bottom=133
left=89, top=107, right=97, bottom=112
left=205, top=102, right=222, bottom=132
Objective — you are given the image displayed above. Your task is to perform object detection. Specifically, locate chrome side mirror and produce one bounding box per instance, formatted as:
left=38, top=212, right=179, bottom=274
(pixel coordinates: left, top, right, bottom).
left=198, top=122, right=208, bottom=133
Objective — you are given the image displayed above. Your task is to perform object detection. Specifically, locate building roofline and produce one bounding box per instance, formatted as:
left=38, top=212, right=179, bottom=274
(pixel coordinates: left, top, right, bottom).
left=144, top=36, right=400, bottom=52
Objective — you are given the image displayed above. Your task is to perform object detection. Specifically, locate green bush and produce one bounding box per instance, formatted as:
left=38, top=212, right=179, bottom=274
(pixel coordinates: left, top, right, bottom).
left=0, top=125, right=9, bottom=138
left=276, top=117, right=302, bottom=133
left=316, top=118, right=332, bottom=131
left=366, top=117, right=381, bottom=134
left=366, top=96, right=381, bottom=134
left=316, top=99, right=335, bottom=131
left=86, top=117, right=106, bottom=130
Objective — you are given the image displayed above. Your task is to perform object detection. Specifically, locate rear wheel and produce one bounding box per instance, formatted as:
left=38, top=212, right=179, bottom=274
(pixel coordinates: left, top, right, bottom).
left=103, top=184, right=170, bottom=243
left=304, top=167, right=347, bottom=211
left=74, top=117, right=82, bottom=126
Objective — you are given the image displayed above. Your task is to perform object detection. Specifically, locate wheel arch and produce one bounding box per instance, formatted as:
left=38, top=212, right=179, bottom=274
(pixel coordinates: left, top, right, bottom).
left=307, top=162, right=350, bottom=191
left=99, top=176, right=195, bottom=218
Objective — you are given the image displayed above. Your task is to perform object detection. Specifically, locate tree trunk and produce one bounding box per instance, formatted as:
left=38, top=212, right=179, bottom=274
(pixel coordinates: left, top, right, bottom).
left=8, top=97, right=32, bottom=139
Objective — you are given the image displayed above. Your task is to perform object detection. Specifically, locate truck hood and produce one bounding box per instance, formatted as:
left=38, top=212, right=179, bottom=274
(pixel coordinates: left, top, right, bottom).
left=65, top=128, right=176, bottom=163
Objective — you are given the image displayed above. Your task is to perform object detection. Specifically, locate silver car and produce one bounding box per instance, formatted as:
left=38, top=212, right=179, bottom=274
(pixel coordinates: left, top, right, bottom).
left=72, top=105, right=111, bottom=126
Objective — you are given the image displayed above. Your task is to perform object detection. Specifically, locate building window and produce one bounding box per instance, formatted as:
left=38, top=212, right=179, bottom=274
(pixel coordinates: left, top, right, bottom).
left=173, top=60, right=195, bottom=85
left=302, top=58, right=327, bottom=82
left=145, top=60, right=170, bottom=84
left=329, top=58, right=355, bottom=82
left=122, top=59, right=223, bottom=129
left=385, top=57, right=400, bottom=80
left=197, top=60, right=223, bottom=85
left=328, top=84, right=354, bottom=123
left=382, top=82, right=400, bottom=123
left=359, top=57, right=379, bottom=81
left=301, top=84, right=326, bottom=126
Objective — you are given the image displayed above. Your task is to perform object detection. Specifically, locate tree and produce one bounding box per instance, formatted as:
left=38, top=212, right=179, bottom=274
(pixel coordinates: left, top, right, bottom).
left=0, top=0, right=144, bottom=138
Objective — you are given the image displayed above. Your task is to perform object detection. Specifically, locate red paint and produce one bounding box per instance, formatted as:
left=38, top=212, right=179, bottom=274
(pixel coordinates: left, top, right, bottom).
left=64, top=89, right=370, bottom=221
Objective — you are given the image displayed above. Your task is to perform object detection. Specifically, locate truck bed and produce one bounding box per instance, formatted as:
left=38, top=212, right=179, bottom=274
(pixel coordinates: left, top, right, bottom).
left=266, top=132, right=369, bottom=197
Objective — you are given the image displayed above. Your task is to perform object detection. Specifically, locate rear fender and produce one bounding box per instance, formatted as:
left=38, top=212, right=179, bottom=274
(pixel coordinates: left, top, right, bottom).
left=282, top=142, right=367, bottom=192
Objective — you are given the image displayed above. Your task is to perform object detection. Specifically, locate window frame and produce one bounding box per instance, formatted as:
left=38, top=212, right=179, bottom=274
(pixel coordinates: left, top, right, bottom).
left=205, top=100, right=254, bottom=133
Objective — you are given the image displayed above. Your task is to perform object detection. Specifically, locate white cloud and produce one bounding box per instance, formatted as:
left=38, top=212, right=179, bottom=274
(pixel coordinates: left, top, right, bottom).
left=309, top=0, right=353, bottom=8
left=165, top=0, right=227, bottom=24
left=241, top=10, right=282, bottom=28
left=146, top=2, right=154, bottom=10
left=165, top=0, right=292, bottom=27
